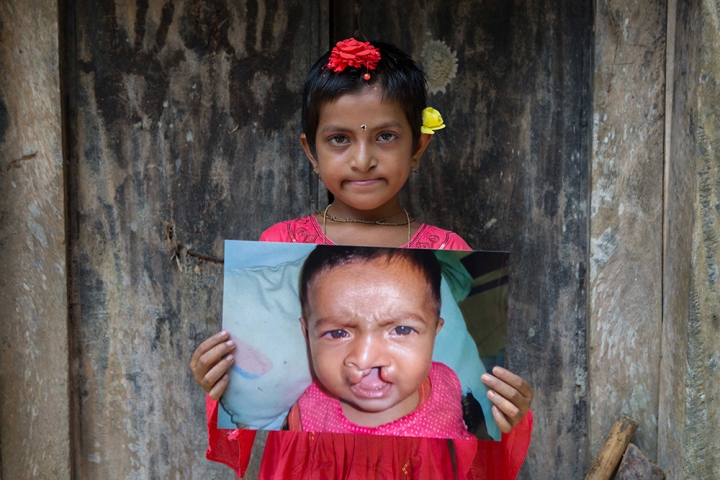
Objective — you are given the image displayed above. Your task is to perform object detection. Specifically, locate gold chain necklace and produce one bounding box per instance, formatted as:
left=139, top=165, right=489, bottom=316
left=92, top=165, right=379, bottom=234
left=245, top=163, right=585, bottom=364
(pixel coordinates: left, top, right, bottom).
left=318, top=204, right=413, bottom=244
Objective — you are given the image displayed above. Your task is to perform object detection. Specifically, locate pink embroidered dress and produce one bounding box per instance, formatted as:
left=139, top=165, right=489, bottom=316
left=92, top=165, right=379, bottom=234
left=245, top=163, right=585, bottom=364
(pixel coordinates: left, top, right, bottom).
left=260, top=215, right=472, bottom=249
left=205, top=215, right=534, bottom=479
left=292, top=362, right=475, bottom=440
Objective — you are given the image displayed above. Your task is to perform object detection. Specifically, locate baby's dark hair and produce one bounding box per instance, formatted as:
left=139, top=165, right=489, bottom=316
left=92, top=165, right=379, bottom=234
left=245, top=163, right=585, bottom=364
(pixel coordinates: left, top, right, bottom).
left=299, top=245, right=442, bottom=319
left=301, top=40, right=428, bottom=156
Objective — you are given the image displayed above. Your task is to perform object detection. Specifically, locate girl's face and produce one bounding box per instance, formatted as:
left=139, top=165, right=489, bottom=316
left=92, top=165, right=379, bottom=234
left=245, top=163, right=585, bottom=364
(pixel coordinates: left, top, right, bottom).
left=301, top=88, right=432, bottom=218
left=300, top=257, right=444, bottom=428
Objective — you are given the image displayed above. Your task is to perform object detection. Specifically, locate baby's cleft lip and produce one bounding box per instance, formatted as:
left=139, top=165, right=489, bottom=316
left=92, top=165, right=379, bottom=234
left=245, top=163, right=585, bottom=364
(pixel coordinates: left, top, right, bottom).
left=350, top=368, right=390, bottom=398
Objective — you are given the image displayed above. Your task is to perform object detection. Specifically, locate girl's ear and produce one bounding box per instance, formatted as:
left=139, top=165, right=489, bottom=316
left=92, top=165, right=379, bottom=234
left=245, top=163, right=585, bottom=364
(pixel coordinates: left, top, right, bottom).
left=300, top=134, right=319, bottom=171
left=300, top=316, right=309, bottom=340
left=435, top=317, right=445, bottom=335
left=411, top=133, right=433, bottom=170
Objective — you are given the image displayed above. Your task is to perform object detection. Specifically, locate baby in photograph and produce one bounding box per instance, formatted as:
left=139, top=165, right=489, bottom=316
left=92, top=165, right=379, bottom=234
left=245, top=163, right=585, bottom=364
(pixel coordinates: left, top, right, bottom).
left=286, top=245, right=476, bottom=440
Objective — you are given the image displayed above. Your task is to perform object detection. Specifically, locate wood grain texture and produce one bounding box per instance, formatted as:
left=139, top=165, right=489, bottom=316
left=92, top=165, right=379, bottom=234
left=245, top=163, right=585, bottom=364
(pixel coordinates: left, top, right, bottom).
left=358, top=1, right=592, bottom=477
left=66, top=1, right=325, bottom=477
left=658, top=1, right=720, bottom=478
left=589, top=0, right=666, bottom=461
left=673, top=1, right=720, bottom=477
left=0, top=0, right=71, bottom=477
left=657, top=0, right=696, bottom=477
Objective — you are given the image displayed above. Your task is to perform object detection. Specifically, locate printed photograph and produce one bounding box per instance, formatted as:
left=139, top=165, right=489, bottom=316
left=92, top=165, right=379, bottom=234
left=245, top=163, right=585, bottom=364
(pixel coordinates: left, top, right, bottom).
left=220, top=240, right=509, bottom=441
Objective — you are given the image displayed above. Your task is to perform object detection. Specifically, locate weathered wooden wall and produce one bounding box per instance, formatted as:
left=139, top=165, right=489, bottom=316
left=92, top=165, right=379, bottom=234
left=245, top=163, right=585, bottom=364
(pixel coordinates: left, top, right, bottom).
left=0, top=0, right=71, bottom=478
left=64, top=1, right=592, bottom=478
left=590, top=0, right=666, bottom=459
left=66, top=1, right=326, bottom=477
left=356, top=1, right=593, bottom=477
left=658, top=0, right=720, bottom=477
left=590, top=1, right=720, bottom=477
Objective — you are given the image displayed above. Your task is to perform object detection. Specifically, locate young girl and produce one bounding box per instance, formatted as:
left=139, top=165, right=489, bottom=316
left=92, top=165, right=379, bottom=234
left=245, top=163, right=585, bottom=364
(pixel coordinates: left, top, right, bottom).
left=289, top=245, right=474, bottom=440
left=190, top=38, right=534, bottom=479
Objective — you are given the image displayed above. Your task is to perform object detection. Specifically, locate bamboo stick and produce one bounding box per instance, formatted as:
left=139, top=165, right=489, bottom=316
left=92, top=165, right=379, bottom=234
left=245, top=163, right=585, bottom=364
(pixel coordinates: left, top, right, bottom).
left=585, top=415, right=639, bottom=480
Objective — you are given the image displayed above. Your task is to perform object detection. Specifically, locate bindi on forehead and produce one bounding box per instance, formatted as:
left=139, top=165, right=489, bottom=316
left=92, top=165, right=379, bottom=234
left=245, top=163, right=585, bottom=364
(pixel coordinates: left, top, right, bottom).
left=318, top=120, right=406, bottom=134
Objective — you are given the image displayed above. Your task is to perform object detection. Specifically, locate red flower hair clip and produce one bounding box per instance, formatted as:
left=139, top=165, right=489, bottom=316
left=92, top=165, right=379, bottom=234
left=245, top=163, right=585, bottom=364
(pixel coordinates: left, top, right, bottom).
left=327, top=38, right=381, bottom=79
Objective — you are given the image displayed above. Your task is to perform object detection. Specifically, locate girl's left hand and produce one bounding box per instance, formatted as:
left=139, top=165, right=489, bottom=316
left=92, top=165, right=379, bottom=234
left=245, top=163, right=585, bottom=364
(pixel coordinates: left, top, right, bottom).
left=481, top=367, right=533, bottom=433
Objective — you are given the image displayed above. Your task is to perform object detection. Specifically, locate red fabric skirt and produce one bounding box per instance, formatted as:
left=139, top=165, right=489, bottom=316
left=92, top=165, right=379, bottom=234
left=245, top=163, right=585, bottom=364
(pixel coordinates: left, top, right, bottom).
left=206, top=397, right=533, bottom=479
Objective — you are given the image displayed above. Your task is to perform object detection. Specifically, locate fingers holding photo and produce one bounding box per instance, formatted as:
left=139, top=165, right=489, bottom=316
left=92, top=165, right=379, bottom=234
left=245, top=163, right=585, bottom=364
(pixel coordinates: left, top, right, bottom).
left=487, top=366, right=533, bottom=400
left=481, top=366, right=533, bottom=433
left=207, top=372, right=231, bottom=400
left=189, top=330, right=236, bottom=399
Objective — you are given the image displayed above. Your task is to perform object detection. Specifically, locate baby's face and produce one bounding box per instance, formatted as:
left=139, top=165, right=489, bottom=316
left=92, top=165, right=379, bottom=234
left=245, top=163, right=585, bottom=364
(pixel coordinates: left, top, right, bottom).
left=301, top=257, right=443, bottom=428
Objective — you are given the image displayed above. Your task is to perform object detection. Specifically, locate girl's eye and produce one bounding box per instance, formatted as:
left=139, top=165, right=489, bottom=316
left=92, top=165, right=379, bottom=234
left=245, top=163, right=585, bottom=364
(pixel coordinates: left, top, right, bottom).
left=392, top=326, right=416, bottom=336
left=324, top=329, right=349, bottom=339
left=377, top=132, right=397, bottom=143
left=328, top=135, right=349, bottom=146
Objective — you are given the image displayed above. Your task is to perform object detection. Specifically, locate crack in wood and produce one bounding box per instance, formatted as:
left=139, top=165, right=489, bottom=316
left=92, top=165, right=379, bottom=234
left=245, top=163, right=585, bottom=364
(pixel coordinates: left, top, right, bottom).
left=6, top=151, right=38, bottom=170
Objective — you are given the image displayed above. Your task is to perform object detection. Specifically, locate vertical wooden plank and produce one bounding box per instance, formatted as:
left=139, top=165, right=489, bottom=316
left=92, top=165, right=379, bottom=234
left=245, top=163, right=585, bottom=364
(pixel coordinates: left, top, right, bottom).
left=684, top=61, right=720, bottom=476
left=658, top=0, right=690, bottom=476
left=0, top=0, right=71, bottom=478
left=589, top=0, right=666, bottom=461
left=66, top=0, right=325, bottom=477
left=659, top=0, right=720, bottom=477
left=691, top=3, right=720, bottom=474
left=663, top=0, right=720, bottom=475
left=358, top=0, right=592, bottom=477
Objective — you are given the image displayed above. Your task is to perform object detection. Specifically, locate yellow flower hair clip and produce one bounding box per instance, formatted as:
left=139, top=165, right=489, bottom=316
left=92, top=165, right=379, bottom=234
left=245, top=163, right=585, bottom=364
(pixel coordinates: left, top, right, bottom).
left=421, top=107, right=446, bottom=134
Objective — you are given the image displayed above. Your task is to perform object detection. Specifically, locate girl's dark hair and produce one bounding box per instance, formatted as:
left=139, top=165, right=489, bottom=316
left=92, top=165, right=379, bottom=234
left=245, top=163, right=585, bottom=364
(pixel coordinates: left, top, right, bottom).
left=299, top=245, right=442, bottom=318
left=301, top=41, right=428, bottom=156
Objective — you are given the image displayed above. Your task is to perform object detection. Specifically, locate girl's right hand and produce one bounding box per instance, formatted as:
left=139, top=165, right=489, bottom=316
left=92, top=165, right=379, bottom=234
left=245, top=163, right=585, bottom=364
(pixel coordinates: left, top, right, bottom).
left=189, top=331, right=235, bottom=400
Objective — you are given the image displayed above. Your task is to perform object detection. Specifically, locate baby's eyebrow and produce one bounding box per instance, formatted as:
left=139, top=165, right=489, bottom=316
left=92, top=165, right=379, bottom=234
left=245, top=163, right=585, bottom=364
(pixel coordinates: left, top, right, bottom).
left=312, top=316, right=353, bottom=330
left=311, top=312, right=434, bottom=331
left=373, top=313, right=429, bottom=327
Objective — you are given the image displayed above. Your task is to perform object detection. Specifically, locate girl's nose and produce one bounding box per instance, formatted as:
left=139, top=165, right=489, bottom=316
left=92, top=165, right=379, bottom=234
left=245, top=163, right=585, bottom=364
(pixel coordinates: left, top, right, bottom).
left=344, top=334, right=386, bottom=372
left=350, top=141, right=377, bottom=172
